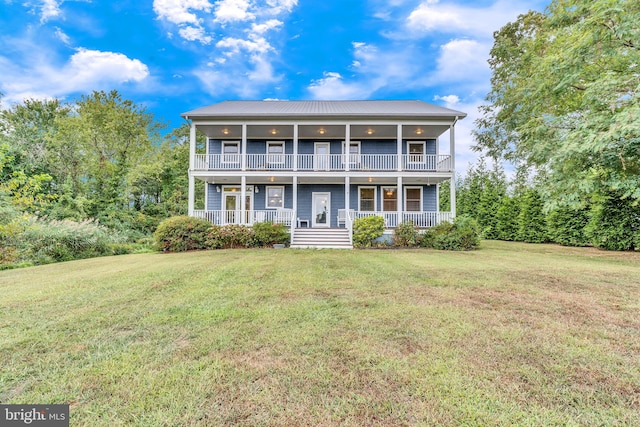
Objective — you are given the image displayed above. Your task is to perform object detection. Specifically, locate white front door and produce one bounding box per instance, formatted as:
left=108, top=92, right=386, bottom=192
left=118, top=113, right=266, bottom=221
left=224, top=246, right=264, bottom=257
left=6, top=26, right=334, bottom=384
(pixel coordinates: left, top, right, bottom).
left=224, top=193, right=239, bottom=224
left=223, top=187, right=253, bottom=224
left=315, top=142, right=331, bottom=170
left=312, top=192, right=331, bottom=227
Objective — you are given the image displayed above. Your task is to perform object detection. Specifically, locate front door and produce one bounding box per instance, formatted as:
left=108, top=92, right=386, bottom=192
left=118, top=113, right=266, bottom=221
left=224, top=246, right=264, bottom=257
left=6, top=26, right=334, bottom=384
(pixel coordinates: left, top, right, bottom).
left=224, top=193, right=239, bottom=224
left=312, top=192, right=331, bottom=227
left=314, top=142, right=331, bottom=170
left=223, top=187, right=253, bottom=224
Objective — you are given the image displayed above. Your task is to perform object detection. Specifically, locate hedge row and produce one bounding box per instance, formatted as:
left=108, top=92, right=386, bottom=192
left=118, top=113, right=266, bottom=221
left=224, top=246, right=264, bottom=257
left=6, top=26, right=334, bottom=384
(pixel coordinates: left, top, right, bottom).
left=353, top=215, right=481, bottom=250
left=154, top=216, right=290, bottom=252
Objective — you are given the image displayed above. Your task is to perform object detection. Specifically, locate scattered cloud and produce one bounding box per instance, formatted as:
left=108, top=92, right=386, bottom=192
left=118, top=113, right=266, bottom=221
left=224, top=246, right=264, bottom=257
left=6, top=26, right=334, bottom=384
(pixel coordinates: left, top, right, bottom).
left=0, top=48, right=149, bottom=104
left=406, top=0, right=534, bottom=38
left=433, top=94, right=460, bottom=107
left=53, top=27, right=70, bottom=44
left=214, top=0, right=255, bottom=23
left=40, top=0, right=62, bottom=23
left=153, top=0, right=213, bottom=44
left=308, top=72, right=371, bottom=100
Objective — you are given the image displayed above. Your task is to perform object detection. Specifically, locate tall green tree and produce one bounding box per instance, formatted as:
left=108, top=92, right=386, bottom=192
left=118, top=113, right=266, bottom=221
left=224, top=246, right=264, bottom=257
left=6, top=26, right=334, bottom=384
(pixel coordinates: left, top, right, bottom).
left=475, top=0, right=640, bottom=206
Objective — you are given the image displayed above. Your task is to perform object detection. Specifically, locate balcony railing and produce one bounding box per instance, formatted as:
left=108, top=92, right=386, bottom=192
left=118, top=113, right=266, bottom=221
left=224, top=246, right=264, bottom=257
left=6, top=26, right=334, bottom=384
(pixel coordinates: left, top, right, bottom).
left=192, top=209, right=294, bottom=226
left=193, top=209, right=451, bottom=228
left=349, top=210, right=452, bottom=228
left=193, top=154, right=452, bottom=172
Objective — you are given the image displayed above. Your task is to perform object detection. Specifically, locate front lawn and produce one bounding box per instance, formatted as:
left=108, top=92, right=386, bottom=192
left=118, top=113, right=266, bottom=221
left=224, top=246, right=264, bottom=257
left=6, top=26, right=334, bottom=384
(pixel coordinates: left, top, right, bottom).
left=1, top=241, right=638, bottom=425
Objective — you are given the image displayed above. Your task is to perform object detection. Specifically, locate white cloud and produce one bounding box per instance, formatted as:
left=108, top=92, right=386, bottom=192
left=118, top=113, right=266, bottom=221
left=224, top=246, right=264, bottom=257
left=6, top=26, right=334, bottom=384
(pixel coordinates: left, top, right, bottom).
left=433, top=39, right=490, bottom=83
left=308, top=72, right=371, bottom=100
left=40, top=0, right=62, bottom=23
left=265, top=0, right=297, bottom=14
left=433, top=94, right=460, bottom=107
left=153, top=0, right=213, bottom=25
left=214, top=0, right=255, bottom=23
left=216, top=35, right=272, bottom=55
left=54, top=27, right=70, bottom=44
left=406, top=0, right=536, bottom=38
left=153, top=0, right=214, bottom=44
left=251, top=19, right=283, bottom=34
left=0, top=48, right=149, bottom=105
left=179, top=26, right=213, bottom=43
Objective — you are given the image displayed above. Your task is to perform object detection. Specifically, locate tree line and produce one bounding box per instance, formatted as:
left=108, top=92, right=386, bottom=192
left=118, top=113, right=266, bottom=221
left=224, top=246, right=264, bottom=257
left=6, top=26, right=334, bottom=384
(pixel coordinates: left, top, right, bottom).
left=458, top=0, right=638, bottom=251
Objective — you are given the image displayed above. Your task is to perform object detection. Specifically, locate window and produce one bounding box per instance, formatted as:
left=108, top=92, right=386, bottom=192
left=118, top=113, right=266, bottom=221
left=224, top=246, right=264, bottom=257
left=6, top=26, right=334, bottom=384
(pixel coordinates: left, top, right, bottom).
left=343, top=141, right=361, bottom=166
left=359, top=187, right=376, bottom=211
left=266, top=186, right=284, bottom=209
left=405, top=187, right=422, bottom=212
left=408, top=142, right=425, bottom=163
left=382, top=187, right=397, bottom=211
left=222, top=141, right=240, bottom=164
left=267, top=141, right=285, bottom=164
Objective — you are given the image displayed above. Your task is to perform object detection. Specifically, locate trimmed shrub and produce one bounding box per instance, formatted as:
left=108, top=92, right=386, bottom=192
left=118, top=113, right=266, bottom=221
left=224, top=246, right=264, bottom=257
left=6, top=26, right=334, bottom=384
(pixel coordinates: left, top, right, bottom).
left=547, top=205, right=590, bottom=247
left=394, top=221, right=420, bottom=247
left=154, top=216, right=212, bottom=252
left=586, top=193, right=639, bottom=251
left=207, top=224, right=255, bottom=249
left=422, top=216, right=481, bottom=251
left=517, top=189, right=548, bottom=243
left=252, top=221, right=290, bottom=247
left=353, top=216, right=385, bottom=248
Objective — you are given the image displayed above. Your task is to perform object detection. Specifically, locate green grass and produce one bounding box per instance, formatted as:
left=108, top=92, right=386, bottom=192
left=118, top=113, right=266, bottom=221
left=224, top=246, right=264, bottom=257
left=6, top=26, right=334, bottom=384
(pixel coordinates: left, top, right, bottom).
left=1, top=241, right=639, bottom=426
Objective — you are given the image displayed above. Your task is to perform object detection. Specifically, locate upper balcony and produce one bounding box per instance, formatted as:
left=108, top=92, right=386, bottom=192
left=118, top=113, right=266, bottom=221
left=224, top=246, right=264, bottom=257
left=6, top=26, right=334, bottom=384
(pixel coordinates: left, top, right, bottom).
left=192, top=153, right=452, bottom=173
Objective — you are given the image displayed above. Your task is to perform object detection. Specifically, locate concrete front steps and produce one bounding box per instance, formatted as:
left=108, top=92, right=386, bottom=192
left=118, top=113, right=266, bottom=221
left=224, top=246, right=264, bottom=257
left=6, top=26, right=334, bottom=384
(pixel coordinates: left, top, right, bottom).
left=290, top=228, right=352, bottom=249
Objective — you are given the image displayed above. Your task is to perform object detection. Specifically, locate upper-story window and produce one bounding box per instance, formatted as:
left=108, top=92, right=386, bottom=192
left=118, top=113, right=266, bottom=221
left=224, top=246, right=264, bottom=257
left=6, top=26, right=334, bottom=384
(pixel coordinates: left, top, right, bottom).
left=222, top=141, right=240, bottom=164
left=267, top=141, right=285, bottom=164
left=408, top=142, right=425, bottom=163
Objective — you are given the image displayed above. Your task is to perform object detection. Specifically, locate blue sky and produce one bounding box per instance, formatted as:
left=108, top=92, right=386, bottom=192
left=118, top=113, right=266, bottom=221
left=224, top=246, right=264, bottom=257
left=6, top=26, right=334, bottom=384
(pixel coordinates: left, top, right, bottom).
left=0, top=0, right=547, bottom=171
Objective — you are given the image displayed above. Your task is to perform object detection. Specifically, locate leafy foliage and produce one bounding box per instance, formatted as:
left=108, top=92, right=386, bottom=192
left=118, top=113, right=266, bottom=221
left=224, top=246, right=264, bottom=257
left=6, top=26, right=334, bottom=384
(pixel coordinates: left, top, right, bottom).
left=252, top=221, right=290, bottom=247
left=353, top=216, right=385, bottom=248
left=586, top=192, right=639, bottom=251
left=393, top=221, right=420, bottom=247
left=421, top=216, right=481, bottom=251
left=547, top=205, right=591, bottom=247
left=154, top=216, right=212, bottom=252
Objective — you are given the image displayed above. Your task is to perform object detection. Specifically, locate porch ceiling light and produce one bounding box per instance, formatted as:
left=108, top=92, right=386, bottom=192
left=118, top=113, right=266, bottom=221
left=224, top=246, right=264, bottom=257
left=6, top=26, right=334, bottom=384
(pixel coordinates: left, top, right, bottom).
left=415, top=128, right=423, bottom=135
left=368, top=177, right=373, bottom=183
left=318, top=127, right=326, bottom=135
left=366, top=128, right=374, bottom=135
left=222, top=128, right=230, bottom=135
left=270, top=128, right=278, bottom=135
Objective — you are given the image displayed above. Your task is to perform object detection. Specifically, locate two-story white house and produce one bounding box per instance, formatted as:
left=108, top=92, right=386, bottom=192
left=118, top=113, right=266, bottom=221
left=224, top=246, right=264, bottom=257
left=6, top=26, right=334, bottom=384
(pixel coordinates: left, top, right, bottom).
left=183, top=100, right=466, bottom=248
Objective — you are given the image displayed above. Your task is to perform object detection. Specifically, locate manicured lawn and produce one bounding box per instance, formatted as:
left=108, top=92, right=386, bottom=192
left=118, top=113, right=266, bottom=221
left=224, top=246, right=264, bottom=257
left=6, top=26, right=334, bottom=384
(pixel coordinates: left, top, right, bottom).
left=1, top=241, right=639, bottom=426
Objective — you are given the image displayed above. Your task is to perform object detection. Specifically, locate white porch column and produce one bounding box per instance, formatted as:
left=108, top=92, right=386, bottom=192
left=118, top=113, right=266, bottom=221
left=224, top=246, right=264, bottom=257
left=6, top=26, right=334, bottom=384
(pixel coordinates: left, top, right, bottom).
left=345, top=124, right=350, bottom=172
left=344, top=176, right=350, bottom=216
left=450, top=121, right=457, bottom=218
left=292, top=176, right=298, bottom=222
left=397, top=176, right=403, bottom=226
left=449, top=122, right=456, bottom=172
left=188, top=122, right=196, bottom=216
left=293, top=124, right=298, bottom=172
left=241, top=175, right=247, bottom=224
left=397, top=124, right=402, bottom=172
left=241, top=123, right=247, bottom=171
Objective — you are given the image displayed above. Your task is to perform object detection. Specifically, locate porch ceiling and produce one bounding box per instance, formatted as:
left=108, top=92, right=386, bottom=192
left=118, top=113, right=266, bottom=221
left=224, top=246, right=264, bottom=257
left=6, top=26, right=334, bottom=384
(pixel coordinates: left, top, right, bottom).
left=194, top=174, right=451, bottom=185
left=196, top=123, right=452, bottom=139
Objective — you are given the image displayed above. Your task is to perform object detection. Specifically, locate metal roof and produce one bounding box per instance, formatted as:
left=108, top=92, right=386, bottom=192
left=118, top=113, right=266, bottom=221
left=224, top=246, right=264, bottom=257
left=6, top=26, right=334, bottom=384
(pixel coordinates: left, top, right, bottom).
left=182, top=100, right=466, bottom=121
